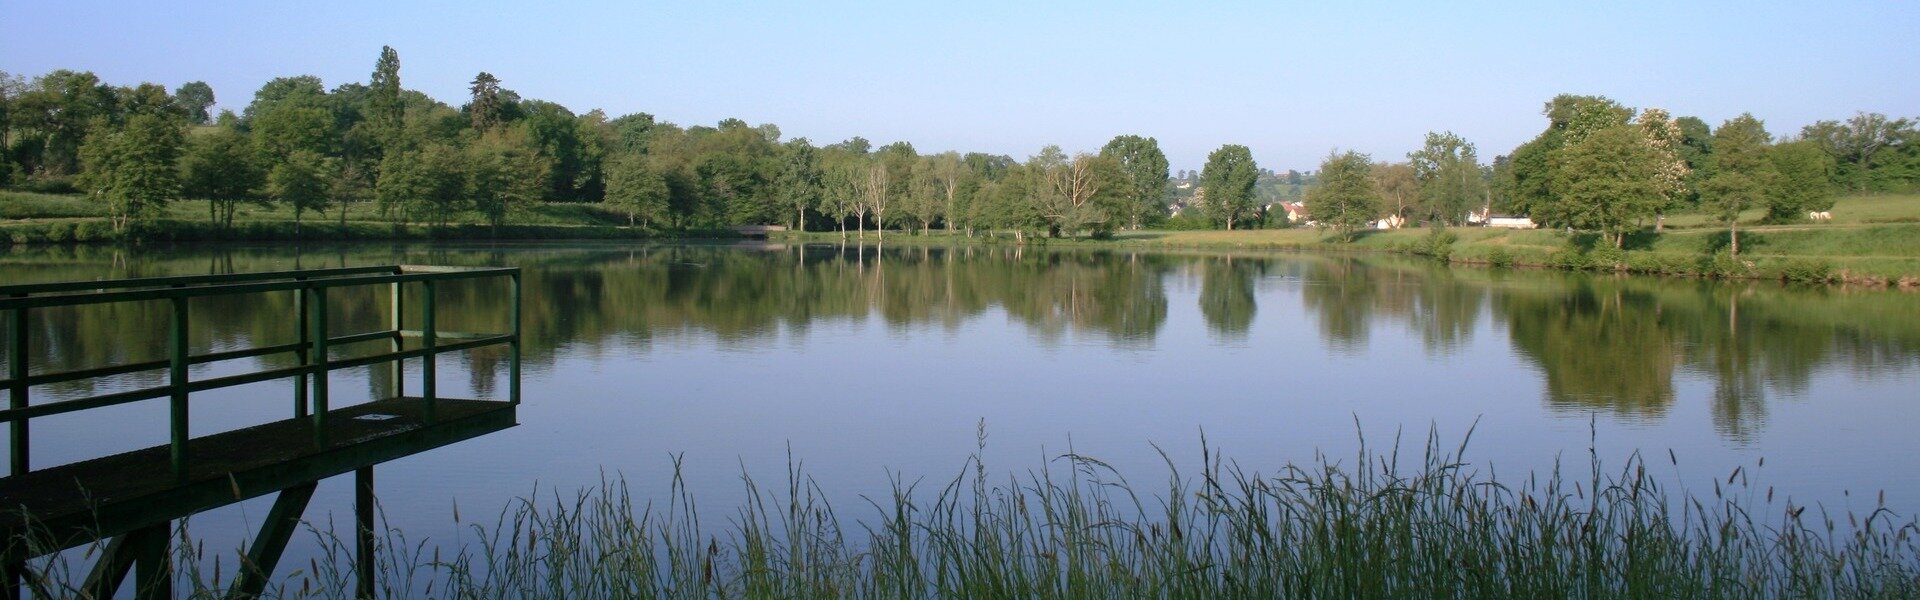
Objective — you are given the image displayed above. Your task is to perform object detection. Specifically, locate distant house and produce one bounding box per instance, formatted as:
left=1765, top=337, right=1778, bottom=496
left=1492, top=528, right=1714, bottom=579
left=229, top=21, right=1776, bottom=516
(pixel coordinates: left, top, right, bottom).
left=1371, top=214, right=1406, bottom=230
left=1485, top=216, right=1536, bottom=229
left=1279, top=201, right=1308, bottom=223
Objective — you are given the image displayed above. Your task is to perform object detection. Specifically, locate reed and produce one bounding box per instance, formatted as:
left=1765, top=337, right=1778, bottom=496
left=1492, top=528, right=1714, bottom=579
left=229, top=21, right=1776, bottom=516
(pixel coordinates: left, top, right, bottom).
left=18, top=426, right=1920, bottom=598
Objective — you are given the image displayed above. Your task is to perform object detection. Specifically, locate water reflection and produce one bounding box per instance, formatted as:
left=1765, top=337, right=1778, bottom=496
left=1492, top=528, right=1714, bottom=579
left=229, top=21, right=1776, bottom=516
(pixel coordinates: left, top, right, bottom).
left=4, top=242, right=1918, bottom=442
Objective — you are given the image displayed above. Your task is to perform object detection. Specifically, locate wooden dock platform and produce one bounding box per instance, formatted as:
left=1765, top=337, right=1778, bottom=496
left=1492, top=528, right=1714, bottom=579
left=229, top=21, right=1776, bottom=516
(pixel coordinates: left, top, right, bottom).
left=0, top=397, right=516, bottom=553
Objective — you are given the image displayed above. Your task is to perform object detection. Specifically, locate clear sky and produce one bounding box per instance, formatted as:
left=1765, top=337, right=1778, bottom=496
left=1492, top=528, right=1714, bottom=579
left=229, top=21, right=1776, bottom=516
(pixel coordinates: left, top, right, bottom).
left=3, top=1, right=1915, bottom=171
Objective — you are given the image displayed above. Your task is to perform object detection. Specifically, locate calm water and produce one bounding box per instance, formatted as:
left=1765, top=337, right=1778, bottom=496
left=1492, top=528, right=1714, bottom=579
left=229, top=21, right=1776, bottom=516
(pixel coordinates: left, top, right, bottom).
left=3, top=241, right=1919, bottom=566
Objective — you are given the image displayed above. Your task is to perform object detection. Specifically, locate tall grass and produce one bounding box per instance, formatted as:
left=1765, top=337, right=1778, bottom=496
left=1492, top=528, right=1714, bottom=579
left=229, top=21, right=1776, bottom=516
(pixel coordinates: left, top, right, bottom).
left=17, top=426, right=1920, bottom=598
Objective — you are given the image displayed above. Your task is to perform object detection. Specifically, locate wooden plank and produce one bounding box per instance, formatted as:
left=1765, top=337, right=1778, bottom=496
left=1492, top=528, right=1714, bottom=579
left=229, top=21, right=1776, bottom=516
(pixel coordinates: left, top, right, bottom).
left=0, top=397, right=516, bottom=558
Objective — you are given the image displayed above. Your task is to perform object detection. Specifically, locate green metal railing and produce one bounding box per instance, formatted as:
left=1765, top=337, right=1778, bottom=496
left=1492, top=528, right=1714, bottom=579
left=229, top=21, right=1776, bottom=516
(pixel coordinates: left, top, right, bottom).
left=0, top=265, right=521, bottom=481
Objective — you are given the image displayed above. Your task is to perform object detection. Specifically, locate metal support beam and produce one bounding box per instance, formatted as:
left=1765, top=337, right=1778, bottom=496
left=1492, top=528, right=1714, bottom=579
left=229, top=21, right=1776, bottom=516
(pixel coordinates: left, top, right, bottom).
left=509, top=274, right=521, bottom=405
left=170, top=296, right=190, bottom=482
left=355, top=466, right=376, bottom=600
left=389, top=282, right=404, bottom=400
left=8, top=297, right=26, bottom=476
left=227, top=481, right=317, bottom=599
left=294, top=282, right=309, bottom=419
left=81, top=531, right=139, bottom=599
left=309, top=287, right=329, bottom=438
left=3, top=560, right=22, bottom=600
left=421, top=281, right=436, bottom=417
left=84, top=523, right=170, bottom=600
left=132, top=522, right=171, bottom=600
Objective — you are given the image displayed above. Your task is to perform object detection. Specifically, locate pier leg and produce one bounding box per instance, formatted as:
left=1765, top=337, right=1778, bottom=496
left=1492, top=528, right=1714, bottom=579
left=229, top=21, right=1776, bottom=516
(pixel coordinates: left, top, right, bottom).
left=3, top=561, right=21, bottom=600
left=227, top=482, right=317, bottom=599
left=131, top=522, right=171, bottom=600
left=82, top=533, right=139, bottom=599
left=355, top=466, right=375, bottom=599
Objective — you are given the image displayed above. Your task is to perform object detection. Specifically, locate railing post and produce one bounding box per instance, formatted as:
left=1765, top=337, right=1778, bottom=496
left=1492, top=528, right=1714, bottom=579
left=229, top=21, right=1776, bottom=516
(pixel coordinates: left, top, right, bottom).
left=7, top=296, right=27, bottom=477
left=389, top=280, right=404, bottom=399
left=170, top=295, right=190, bottom=482
left=422, top=279, right=436, bottom=416
left=309, top=287, right=329, bottom=427
left=294, top=279, right=309, bottom=419
left=509, top=272, right=521, bottom=405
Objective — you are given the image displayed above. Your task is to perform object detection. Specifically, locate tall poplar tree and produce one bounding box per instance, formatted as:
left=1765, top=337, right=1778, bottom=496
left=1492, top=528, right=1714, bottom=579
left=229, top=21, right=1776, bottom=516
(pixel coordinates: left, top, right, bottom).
left=1099, top=135, right=1170, bottom=229
left=1200, top=144, right=1258, bottom=230
left=1702, top=114, right=1775, bottom=257
left=368, top=46, right=403, bottom=143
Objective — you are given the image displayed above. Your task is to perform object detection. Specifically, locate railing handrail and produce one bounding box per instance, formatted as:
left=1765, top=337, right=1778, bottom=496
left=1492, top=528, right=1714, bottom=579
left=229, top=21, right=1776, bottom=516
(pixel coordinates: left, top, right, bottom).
left=2, top=265, right=523, bottom=480
left=0, top=265, right=402, bottom=296
left=0, top=266, right=518, bottom=310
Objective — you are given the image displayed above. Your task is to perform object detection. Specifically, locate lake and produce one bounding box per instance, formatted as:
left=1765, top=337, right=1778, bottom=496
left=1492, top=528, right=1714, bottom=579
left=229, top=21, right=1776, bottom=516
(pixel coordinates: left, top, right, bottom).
left=3, top=240, right=1918, bottom=570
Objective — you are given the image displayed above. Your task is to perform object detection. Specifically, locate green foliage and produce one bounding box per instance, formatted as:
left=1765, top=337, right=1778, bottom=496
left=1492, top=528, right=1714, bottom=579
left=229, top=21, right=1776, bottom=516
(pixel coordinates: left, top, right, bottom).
left=1485, top=246, right=1514, bottom=268
left=1406, top=226, right=1458, bottom=261
left=604, top=154, right=671, bottom=228
left=77, top=114, right=184, bottom=230
left=1307, top=150, right=1380, bottom=241
left=1099, top=134, right=1170, bottom=229
left=1542, top=126, right=1663, bottom=247
left=172, top=81, right=215, bottom=125
left=1766, top=140, right=1836, bottom=221
left=1200, top=144, right=1259, bottom=230
left=467, top=128, right=549, bottom=230
left=1779, top=259, right=1834, bottom=283
left=1702, top=114, right=1775, bottom=255
left=179, top=125, right=266, bottom=227
left=266, top=149, right=330, bottom=225
left=1407, top=131, right=1486, bottom=225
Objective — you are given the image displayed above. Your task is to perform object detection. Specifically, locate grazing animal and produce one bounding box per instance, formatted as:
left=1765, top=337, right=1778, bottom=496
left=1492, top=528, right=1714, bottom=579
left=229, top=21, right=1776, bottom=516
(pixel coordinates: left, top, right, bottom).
left=1807, top=211, right=1833, bottom=222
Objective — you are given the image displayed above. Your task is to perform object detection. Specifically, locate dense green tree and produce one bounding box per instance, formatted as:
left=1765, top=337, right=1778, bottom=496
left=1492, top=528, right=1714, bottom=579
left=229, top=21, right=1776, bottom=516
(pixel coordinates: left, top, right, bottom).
left=1800, top=112, right=1914, bottom=191
left=1766, top=140, right=1836, bottom=222
left=375, top=143, right=468, bottom=226
left=179, top=125, right=266, bottom=227
left=1674, top=115, right=1713, bottom=206
left=775, top=138, right=824, bottom=230
left=174, top=81, right=215, bottom=125
left=1407, top=131, right=1485, bottom=225
left=245, top=76, right=335, bottom=163
left=1370, top=162, right=1418, bottom=224
left=1503, top=95, right=1631, bottom=217
left=119, top=83, right=184, bottom=122
left=1544, top=125, right=1663, bottom=247
left=604, top=154, right=671, bottom=227
left=77, top=114, right=184, bottom=230
left=1200, top=144, right=1258, bottom=230
left=1099, top=135, right=1170, bottom=229
left=468, top=72, right=503, bottom=130
left=267, top=149, right=330, bottom=230
left=1701, top=114, right=1775, bottom=256
left=14, top=70, right=118, bottom=176
left=1306, top=150, right=1380, bottom=241
left=467, top=128, right=549, bottom=231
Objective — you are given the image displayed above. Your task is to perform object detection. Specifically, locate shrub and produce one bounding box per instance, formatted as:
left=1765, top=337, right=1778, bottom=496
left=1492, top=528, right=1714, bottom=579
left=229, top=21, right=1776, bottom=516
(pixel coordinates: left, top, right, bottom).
left=1485, top=247, right=1514, bottom=268
left=1779, top=259, right=1834, bottom=283
left=1588, top=246, right=1626, bottom=271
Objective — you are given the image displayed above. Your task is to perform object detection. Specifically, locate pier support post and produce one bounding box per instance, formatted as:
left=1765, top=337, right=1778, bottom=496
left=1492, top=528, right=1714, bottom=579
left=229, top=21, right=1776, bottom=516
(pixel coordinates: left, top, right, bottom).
left=227, top=481, right=318, bottom=599
left=356, top=466, right=375, bottom=599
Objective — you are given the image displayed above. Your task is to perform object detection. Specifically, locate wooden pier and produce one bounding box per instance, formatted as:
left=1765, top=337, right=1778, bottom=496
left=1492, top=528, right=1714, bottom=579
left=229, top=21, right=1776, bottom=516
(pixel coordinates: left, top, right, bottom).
left=0, top=265, right=522, bottom=599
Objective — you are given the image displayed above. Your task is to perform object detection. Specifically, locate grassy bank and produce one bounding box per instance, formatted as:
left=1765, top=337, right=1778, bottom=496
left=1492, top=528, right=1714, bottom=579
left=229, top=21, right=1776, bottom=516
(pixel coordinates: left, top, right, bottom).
left=783, top=195, right=1920, bottom=286
left=0, top=192, right=702, bottom=244
left=18, top=430, right=1915, bottom=598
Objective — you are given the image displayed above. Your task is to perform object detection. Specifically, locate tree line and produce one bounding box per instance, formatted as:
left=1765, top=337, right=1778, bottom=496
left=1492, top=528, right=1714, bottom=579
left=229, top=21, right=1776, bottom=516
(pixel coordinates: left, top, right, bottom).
left=3, top=52, right=1916, bottom=242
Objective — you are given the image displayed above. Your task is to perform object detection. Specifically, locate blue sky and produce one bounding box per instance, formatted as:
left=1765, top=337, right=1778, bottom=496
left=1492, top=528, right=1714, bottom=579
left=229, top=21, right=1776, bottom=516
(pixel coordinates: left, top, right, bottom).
left=3, top=1, right=1915, bottom=171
